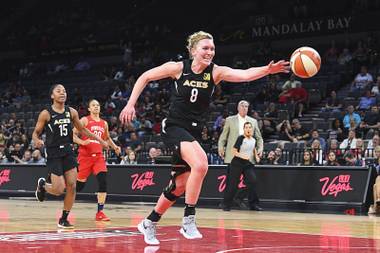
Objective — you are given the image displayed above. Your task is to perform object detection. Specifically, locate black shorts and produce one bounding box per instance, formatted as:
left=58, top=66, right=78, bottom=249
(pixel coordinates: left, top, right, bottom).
left=161, top=118, right=201, bottom=167
left=46, top=154, right=78, bottom=176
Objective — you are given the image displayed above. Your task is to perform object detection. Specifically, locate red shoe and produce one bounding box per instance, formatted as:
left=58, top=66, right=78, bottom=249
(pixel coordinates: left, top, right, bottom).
left=96, top=211, right=110, bottom=221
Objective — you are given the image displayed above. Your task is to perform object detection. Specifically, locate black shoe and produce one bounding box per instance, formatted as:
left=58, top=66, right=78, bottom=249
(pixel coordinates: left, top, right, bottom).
left=250, top=204, right=264, bottom=211
left=234, top=199, right=248, bottom=210
left=35, top=178, right=46, bottom=202
left=219, top=202, right=231, bottom=211
left=58, top=218, right=74, bottom=229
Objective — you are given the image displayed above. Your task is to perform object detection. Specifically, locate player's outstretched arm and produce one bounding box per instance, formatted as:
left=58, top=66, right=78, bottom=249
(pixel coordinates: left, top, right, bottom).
left=119, top=61, right=182, bottom=125
left=214, top=60, right=290, bottom=84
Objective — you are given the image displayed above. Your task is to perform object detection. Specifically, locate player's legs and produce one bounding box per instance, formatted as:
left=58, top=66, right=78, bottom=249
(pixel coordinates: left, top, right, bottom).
left=76, top=156, right=93, bottom=192
left=181, top=141, right=208, bottom=205
left=95, top=171, right=110, bottom=221
left=154, top=171, right=190, bottom=214
left=63, top=168, right=77, bottom=211
left=36, top=158, right=66, bottom=202
left=178, top=141, right=207, bottom=240
left=45, top=174, right=66, bottom=195
left=139, top=171, right=190, bottom=245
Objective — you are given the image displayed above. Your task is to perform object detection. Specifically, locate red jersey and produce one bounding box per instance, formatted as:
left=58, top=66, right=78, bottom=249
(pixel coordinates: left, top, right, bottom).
left=78, top=116, right=106, bottom=156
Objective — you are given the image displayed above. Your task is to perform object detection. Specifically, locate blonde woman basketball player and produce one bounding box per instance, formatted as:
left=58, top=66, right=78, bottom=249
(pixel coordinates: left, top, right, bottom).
left=119, top=31, right=289, bottom=245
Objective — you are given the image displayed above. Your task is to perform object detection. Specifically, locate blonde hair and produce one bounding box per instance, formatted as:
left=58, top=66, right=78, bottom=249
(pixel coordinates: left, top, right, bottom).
left=186, top=31, right=213, bottom=59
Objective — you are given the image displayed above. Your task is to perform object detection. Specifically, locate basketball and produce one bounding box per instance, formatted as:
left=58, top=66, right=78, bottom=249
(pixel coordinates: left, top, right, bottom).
left=290, top=47, right=321, bottom=78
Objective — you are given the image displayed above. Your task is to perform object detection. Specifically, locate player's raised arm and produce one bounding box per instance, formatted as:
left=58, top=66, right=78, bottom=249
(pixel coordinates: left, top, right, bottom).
left=119, top=61, right=182, bottom=125
left=213, top=60, right=290, bottom=84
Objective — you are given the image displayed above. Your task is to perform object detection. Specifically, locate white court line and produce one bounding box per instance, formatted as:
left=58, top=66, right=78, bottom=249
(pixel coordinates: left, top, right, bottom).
left=216, top=245, right=376, bottom=253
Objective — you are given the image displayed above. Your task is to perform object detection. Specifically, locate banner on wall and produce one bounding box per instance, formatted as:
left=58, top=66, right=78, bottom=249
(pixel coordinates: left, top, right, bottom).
left=0, top=164, right=371, bottom=205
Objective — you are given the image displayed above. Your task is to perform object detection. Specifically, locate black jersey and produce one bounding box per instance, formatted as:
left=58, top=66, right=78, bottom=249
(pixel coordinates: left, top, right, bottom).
left=167, top=59, right=216, bottom=128
left=45, top=106, right=74, bottom=157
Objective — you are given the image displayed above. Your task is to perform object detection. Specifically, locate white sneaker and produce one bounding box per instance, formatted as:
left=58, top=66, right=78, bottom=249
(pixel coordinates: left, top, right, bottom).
left=180, top=215, right=203, bottom=239
left=138, top=219, right=160, bottom=245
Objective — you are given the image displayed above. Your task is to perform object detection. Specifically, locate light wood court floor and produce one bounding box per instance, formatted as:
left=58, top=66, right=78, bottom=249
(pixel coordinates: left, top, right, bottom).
left=1, top=198, right=380, bottom=252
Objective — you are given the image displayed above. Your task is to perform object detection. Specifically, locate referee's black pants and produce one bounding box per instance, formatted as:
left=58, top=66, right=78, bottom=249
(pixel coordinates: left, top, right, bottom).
left=223, top=156, right=259, bottom=208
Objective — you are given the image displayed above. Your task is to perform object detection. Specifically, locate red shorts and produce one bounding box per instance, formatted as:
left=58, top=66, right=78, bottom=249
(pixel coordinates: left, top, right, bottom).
left=77, top=153, right=107, bottom=181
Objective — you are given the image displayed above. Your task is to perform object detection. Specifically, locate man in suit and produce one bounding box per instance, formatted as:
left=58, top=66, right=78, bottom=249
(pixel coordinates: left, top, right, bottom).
left=218, top=100, right=264, bottom=210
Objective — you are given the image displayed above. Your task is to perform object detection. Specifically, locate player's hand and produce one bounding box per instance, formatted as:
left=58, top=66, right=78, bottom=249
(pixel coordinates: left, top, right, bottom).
left=268, top=60, right=290, bottom=74
left=34, top=139, right=44, bottom=149
left=119, top=104, right=136, bottom=125
left=114, top=146, right=121, bottom=156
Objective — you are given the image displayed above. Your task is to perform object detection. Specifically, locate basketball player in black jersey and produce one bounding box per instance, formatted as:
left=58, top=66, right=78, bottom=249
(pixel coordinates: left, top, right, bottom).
left=119, top=31, right=289, bottom=245
left=32, top=84, right=108, bottom=228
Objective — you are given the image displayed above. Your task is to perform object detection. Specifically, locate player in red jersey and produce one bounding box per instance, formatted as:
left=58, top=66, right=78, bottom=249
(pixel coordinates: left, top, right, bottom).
left=73, top=99, right=121, bottom=221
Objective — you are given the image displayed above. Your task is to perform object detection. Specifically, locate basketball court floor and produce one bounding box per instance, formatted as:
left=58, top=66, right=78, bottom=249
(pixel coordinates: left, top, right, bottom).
left=0, top=198, right=380, bottom=252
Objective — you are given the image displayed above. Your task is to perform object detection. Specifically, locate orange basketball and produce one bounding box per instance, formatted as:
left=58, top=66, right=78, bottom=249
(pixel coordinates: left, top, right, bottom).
left=290, top=47, right=321, bottom=78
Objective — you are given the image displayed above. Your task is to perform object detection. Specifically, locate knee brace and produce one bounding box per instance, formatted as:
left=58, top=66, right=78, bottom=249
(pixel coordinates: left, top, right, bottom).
left=96, top=172, right=107, bottom=192
left=162, top=166, right=190, bottom=201
left=76, top=181, right=86, bottom=192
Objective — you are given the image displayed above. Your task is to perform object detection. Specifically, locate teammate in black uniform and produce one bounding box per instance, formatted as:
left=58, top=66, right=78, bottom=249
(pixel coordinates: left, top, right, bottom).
left=119, top=31, right=289, bottom=245
left=32, top=84, right=107, bottom=228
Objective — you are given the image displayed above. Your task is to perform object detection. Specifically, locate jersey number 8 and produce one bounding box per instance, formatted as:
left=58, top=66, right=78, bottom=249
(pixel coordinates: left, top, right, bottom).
left=190, top=88, right=198, bottom=103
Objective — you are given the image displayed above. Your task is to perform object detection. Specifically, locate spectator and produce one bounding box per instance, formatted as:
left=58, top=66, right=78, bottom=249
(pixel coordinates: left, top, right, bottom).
left=299, top=150, right=314, bottom=166
left=340, top=130, right=358, bottom=150
left=310, top=139, right=324, bottom=165
left=213, top=110, right=228, bottom=132
left=357, top=90, right=376, bottom=111
left=354, top=138, right=365, bottom=160
left=126, top=132, right=142, bottom=153
left=337, top=48, right=352, bottom=66
left=21, top=150, right=33, bottom=164
left=359, top=105, right=380, bottom=139
left=366, top=134, right=380, bottom=158
left=327, top=139, right=344, bottom=163
left=120, top=150, right=138, bottom=165
left=7, top=143, right=23, bottom=163
left=343, top=151, right=362, bottom=166
left=286, top=119, right=310, bottom=143
left=351, top=66, right=373, bottom=92
left=274, top=147, right=286, bottom=165
left=308, top=129, right=327, bottom=151
left=30, top=149, right=45, bottom=164
left=281, top=74, right=302, bottom=91
left=322, top=90, right=342, bottom=112
left=325, top=151, right=340, bottom=166
left=147, top=147, right=159, bottom=164
left=342, top=105, right=361, bottom=131
left=328, top=118, right=345, bottom=142
left=262, top=150, right=277, bottom=165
